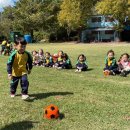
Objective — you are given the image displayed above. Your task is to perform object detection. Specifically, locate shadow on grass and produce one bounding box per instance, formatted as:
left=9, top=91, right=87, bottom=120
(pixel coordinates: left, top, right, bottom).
left=87, top=68, right=94, bottom=71
left=26, top=92, right=73, bottom=102
left=1, top=121, right=38, bottom=130
left=59, top=113, right=65, bottom=120
left=69, top=67, right=94, bottom=71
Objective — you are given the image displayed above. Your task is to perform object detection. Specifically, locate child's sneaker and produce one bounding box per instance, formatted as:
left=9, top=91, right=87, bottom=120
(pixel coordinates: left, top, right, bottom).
left=42, top=65, right=45, bottom=67
left=22, top=95, right=29, bottom=100
left=120, top=71, right=127, bottom=77
left=75, top=69, right=79, bottom=72
left=109, top=71, right=116, bottom=76
left=11, top=94, right=15, bottom=98
left=112, top=72, right=116, bottom=75
left=57, top=67, right=62, bottom=70
left=78, top=69, right=82, bottom=72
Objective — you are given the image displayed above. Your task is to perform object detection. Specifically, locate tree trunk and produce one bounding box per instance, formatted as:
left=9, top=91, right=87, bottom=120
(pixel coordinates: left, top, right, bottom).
left=30, top=29, right=34, bottom=39
left=77, top=29, right=82, bottom=43
left=67, top=27, right=71, bottom=41
left=77, top=26, right=84, bottom=43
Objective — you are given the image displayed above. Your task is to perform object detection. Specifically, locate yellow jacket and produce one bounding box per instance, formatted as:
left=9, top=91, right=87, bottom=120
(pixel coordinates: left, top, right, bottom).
left=7, top=51, right=33, bottom=77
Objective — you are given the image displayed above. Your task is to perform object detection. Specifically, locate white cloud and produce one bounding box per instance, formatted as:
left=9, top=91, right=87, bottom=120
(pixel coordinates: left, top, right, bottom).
left=0, top=0, right=18, bottom=8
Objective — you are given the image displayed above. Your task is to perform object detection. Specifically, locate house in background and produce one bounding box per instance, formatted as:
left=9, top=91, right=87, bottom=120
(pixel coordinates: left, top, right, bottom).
left=121, top=20, right=130, bottom=41
left=81, top=15, right=119, bottom=42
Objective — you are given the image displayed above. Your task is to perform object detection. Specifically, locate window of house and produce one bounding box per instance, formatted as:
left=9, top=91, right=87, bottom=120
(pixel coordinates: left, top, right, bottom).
left=105, top=17, right=114, bottom=22
left=92, top=31, right=98, bottom=34
left=105, top=30, right=114, bottom=34
left=91, top=17, right=101, bottom=23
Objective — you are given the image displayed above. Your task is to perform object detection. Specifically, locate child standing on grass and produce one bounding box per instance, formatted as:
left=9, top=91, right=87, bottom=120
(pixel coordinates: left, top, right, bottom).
left=103, top=50, right=118, bottom=76
left=0, top=39, right=7, bottom=55
left=118, top=53, right=130, bottom=77
left=7, top=38, right=33, bottom=100
left=75, top=54, right=88, bottom=72
left=4, top=40, right=11, bottom=56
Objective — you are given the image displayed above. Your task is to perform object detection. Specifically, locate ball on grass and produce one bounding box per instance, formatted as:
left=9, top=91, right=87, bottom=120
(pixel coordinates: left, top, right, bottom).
left=44, top=104, right=59, bottom=119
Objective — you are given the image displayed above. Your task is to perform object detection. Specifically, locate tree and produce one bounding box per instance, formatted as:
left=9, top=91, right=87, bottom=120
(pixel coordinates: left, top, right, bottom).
left=96, top=0, right=129, bottom=31
left=12, top=0, right=62, bottom=41
left=13, top=0, right=46, bottom=38
left=41, top=0, right=62, bottom=41
left=0, top=6, right=15, bottom=37
left=58, top=0, right=93, bottom=40
left=0, top=0, right=62, bottom=41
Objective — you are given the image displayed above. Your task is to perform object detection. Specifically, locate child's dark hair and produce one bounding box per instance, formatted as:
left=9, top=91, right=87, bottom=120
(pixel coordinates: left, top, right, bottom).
left=15, top=37, right=27, bottom=45
left=58, top=50, right=64, bottom=55
left=107, top=50, right=115, bottom=55
left=118, top=53, right=130, bottom=62
left=45, top=52, right=50, bottom=55
left=32, top=50, right=38, bottom=54
left=63, top=53, right=69, bottom=60
left=39, top=49, right=44, bottom=54
left=77, top=54, right=86, bottom=61
left=8, top=40, right=11, bottom=44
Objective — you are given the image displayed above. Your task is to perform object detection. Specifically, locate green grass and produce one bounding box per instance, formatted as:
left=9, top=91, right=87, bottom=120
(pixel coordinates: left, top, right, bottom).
left=1, top=43, right=130, bottom=130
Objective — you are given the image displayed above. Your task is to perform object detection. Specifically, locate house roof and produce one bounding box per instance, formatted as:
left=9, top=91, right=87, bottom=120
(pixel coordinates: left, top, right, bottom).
left=86, top=28, right=115, bottom=31
left=89, top=15, right=113, bottom=17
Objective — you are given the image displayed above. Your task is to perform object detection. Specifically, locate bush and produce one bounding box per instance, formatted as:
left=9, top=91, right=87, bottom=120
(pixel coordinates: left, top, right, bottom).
left=33, top=31, right=50, bottom=43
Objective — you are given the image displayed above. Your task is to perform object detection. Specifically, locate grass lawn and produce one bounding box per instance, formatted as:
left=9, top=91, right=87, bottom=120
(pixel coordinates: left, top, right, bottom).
left=1, top=42, right=130, bottom=130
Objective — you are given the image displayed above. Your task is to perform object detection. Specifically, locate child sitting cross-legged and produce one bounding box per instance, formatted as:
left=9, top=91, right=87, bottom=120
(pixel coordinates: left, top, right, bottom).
left=38, top=49, right=44, bottom=66
left=32, top=50, right=39, bottom=66
left=75, top=54, right=88, bottom=72
left=53, top=50, right=64, bottom=68
left=57, top=53, right=72, bottom=69
left=43, top=52, right=53, bottom=67
left=118, top=53, right=130, bottom=77
left=103, top=50, right=119, bottom=76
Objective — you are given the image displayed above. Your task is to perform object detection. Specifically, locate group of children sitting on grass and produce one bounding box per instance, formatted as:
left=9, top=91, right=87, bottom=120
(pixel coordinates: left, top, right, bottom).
left=32, top=49, right=130, bottom=77
left=104, top=50, right=130, bottom=77
left=32, top=49, right=88, bottom=72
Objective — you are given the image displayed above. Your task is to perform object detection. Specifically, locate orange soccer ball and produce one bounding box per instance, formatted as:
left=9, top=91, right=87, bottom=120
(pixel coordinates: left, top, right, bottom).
left=103, top=70, right=110, bottom=76
left=44, top=104, right=59, bottom=119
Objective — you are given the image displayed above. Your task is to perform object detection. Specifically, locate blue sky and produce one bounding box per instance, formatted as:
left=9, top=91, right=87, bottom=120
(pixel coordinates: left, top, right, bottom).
left=0, top=0, right=19, bottom=12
